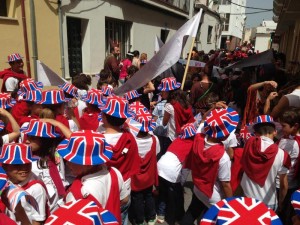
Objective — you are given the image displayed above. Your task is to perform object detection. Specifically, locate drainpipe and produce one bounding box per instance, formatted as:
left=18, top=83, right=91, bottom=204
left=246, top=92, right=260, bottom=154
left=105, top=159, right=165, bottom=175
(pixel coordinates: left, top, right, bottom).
left=58, top=0, right=65, bottom=78
left=29, top=0, right=38, bottom=79
left=20, top=0, right=31, bottom=77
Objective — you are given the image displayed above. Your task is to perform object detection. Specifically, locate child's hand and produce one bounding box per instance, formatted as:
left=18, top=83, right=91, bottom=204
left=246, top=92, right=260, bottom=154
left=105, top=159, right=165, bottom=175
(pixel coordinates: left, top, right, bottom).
left=267, top=92, right=278, bottom=101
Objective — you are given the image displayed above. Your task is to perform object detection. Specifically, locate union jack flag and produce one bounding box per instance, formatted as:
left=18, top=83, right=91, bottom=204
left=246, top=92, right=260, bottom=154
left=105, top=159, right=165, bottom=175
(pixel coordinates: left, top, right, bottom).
left=123, top=118, right=142, bottom=136
left=45, top=199, right=119, bottom=225
left=57, top=130, right=113, bottom=165
left=0, top=143, right=36, bottom=164
left=292, top=189, right=300, bottom=216
left=129, top=101, right=148, bottom=114
left=179, top=123, right=197, bottom=139
left=157, top=77, right=181, bottom=91
left=37, top=89, right=70, bottom=104
left=0, top=120, right=5, bottom=131
left=82, top=89, right=106, bottom=106
left=58, top=82, right=79, bottom=98
left=100, top=96, right=134, bottom=119
left=7, top=53, right=23, bottom=62
left=204, top=108, right=239, bottom=138
left=101, top=86, right=114, bottom=96
left=123, top=90, right=141, bottom=101
left=0, top=167, right=7, bottom=193
left=18, top=78, right=43, bottom=93
left=134, top=110, right=156, bottom=132
left=239, top=124, right=253, bottom=141
left=0, top=93, right=16, bottom=109
left=21, top=119, right=60, bottom=138
left=19, top=90, right=42, bottom=102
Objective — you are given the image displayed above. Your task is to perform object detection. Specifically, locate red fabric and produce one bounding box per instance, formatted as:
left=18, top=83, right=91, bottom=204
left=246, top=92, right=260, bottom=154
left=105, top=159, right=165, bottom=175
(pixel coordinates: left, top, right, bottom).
left=79, top=109, right=100, bottom=131
left=186, top=134, right=224, bottom=198
left=230, top=148, right=244, bottom=193
left=241, top=137, right=279, bottom=187
left=0, top=68, right=27, bottom=92
left=19, top=114, right=39, bottom=126
left=293, top=135, right=300, bottom=179
left=6, top=101, right=30, bottom=132
left=168, top=137, right=194, bottom=163
left=55, top=114, right=70, bottom=138
left=106, top=131, right=140, bottom=182
left=131, top=136, right=158, bottom=191
left=0, top=213, right=17, bottom=225
left=171, top=101, right=195, bottom=134
left=68, top=168, right=121, bottom=223
left=48, top=160, right=66, bottom=196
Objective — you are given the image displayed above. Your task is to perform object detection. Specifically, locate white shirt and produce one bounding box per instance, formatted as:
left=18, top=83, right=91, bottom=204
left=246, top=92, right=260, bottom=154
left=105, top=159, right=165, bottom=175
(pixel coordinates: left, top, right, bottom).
left=241, top=136, right=288, bottom=207
left=2, top=134, right=9, bottom=144
left=136, top=134, right=160, bottom=158
left=65, top=166, right=126, bottom=206
left=5, top=77, right=18, bottom=92
left=285, top=89, right=300, bottom=108
left=158, top=152, right=183, bottom=183
left=164, top=103, right=176, bottom=141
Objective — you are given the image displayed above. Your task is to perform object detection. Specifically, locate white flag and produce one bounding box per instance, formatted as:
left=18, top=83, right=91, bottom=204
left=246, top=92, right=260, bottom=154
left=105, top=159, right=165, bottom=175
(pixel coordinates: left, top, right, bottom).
left=115, top=9, right=203, bottom=95
left=37, top=60, right=66, bottom=86
left=154, top=35, right=164, bottom=53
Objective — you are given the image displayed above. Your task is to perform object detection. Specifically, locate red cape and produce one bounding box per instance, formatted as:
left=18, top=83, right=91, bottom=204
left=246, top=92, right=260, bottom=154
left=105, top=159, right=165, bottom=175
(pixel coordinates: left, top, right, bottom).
left=0, top=68, right=27, bottom=92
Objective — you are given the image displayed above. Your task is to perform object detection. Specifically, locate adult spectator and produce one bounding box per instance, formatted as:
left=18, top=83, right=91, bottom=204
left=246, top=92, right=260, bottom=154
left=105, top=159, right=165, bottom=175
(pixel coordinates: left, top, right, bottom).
left=0, top=53, right=27, bottom=93
left=132, top=50, right=140, bottom=68
left=104, top=43, right=121, bottom=82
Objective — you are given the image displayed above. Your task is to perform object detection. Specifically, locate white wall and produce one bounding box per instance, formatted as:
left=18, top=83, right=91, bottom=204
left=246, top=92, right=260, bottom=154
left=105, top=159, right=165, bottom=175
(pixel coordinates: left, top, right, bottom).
left=255, top=35, right=270, bottom=53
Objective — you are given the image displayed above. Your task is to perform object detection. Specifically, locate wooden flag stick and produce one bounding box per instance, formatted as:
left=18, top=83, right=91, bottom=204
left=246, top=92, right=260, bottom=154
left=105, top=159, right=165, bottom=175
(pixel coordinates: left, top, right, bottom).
left=181, top=37, right=196, bottom=90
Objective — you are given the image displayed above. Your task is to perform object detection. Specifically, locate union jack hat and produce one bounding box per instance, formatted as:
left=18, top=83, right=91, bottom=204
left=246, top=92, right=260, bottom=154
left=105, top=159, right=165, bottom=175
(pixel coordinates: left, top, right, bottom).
left=7, top=53, right=23, bottom=63
left=82, top=89, right=106, bottom=106
left=18, top=78, right=43, bottom=94
left=36, top=89, right=71, bottom=105
left=291, top=189, right=300, bottom=215
left=178, top=123, right=197, bottom=139
left=19, top=90, right=43, bottom=102
left=100, top=96, right=134, bottom=118
left=123, top=90, right=141, bottom=101
left=0, top=120, right=5, bottom=132
left=0, top=167, right=7, bottom=194
left=157, top=77, right=181, bottom=91
left=0, top=143, right=37, bottom=164
left=0, top=93, right=16, bottom=109
left=200, top=197, right=282, bottom=225
left=134, top=110, right=156, bottom=132
left=129, top=101, right=148, bottom=114
left=248, top=115, right=282, bottom=133
left=21, top=119, right=60, bottom=138
left=101, top=85, right=114, bottom=96
left=57, top=130, right=113, bottom=165
left=203, top=107, right=239, bottom=138
left=58, top=82, right=79, bottom=98
left=45, top=199, right=119, bottom=225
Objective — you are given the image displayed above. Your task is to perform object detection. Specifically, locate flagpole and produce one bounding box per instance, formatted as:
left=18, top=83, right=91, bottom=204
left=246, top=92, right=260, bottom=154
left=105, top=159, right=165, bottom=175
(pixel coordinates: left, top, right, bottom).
left=181, top=37, right=196, bottom=90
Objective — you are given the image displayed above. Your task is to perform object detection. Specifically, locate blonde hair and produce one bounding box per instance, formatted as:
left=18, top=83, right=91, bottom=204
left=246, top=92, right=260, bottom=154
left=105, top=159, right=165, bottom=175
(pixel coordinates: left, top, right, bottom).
left=140, top=53, right=147, bottom=61
left=39, top=108, right=55, bottom=119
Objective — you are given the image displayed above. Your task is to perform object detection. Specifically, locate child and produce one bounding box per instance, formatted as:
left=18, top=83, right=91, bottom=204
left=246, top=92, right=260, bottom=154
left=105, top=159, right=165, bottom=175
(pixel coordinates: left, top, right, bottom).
left=57, top=130, right=127, bottom=223
left=181, top=108, right=239, bottom=225
left=0, top=143, right=49, bottom=224
left=130, top=108, right=160, bottom=225
left=157, top=123, right=197, bottom=225
left=100, top=96, right=140, bottom=225
left=241, top=115, right=291, bottom=210
left=0, top=108, right=21, bottom=144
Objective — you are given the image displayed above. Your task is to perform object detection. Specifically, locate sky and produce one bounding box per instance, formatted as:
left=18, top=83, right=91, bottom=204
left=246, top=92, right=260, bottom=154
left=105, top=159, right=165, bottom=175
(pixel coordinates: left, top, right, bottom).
left=245, top=0, right=274, bottom=28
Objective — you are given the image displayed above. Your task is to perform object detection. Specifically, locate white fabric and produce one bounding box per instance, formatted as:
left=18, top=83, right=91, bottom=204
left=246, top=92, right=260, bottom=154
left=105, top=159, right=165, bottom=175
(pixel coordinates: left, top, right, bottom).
left=285, top=89, right=300, bottom=108
left=6, top=173, right=47, bottom=223
left=65, top=166, right=127, bottom=206
left=68, top=119, right=79, bottom=132
left=222, top=132, right=238, bottom=150
left=77, top=99, right=87, bottom=118
left=2, top=134, right=9, bottom=144
left=157, top=152, right=183, bottom=183
left=276, top=137, right=300, bottom=189
left=31, top=157, right=68, bottom=212
left=5, top=77, right=18, bottom=91
left=136, top=134, right=160, bottom=158
left=103, top=133, right=131, bottom=197
left=164, top=103, right=176, bottom=141
left=241, top=136, right=288, bottom=207
left=193, top=137, right=231, bottom=207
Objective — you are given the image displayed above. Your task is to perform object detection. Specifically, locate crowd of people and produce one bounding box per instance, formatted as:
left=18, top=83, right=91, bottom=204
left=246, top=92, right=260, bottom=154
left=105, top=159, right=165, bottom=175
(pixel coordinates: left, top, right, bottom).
left=0, top=44, right=299, bottom=225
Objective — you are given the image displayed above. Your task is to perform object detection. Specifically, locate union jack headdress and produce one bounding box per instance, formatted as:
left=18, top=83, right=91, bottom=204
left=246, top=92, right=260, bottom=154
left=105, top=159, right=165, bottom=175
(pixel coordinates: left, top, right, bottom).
left=179, top=123, right=197, bottom=139
left=129, top=101, right=148, bottom=114
left=58, top=82, right=79, bottom=98
left=100, top=96, right=134, bottom=119
left=123, top=90, right=141, bottom=101
left=7, top=53, right=23, bottom=63
left=248, top=115, right=282, bottom=133
left=0, top=167, right=7, bottom=194
left=134, top=110, right=156, bottom=132
left=0, top=93, right=16, bottom=109
left=200, top=197, right=282, bottom=225
left=19, top=90, right=43, bottom=103
left=18, top=78, right=43, bottom=94
left=0, top=120, right=5, bottom=132
left=0, top=143, right=37, bottom=164
left=57, top=130, right=113, bottom=165
left=45, top=199, right=119, bottom=225
left=101, top=85, right=114, bottom=96
left=82, top=89, right=106, bottom=106
left=157, top=77, right=181, bottom=91
left=21, top=119, right=60, bottom=138
left=36, top=89, right=71, bottom=105
left=291, top=189, right=300, bottom=215
left=204, top=107, right=239, bottom=138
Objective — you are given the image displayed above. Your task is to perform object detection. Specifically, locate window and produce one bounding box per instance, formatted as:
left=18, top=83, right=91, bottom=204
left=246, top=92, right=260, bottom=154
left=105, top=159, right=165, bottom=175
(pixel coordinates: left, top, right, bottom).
left=0, top=0, right=7, bottom=17
left=157, top=0, right=190, bottom=12
left=105, top=18, right=132, bottom=60
left=220, top=0, right=230, bottom=5
left=207, top=26, right=213, bottom=43
left=223, top=13, right=230, bottom=31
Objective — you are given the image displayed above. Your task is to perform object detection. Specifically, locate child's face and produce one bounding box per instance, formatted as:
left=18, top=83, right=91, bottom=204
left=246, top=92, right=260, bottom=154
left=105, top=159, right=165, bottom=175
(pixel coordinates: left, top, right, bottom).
left=161, top=91, right=169, bottom=100
left=66, top=161, right=94, bottom=177
left=3, top=163, right=32, bottom=184
left=26, top=136, right=42, bottom=152
left=281, top=122, right=297, bottom=137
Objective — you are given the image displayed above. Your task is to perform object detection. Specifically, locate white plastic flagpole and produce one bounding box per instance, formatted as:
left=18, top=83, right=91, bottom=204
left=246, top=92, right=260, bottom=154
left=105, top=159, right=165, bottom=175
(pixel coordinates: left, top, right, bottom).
left=181, top=37, right=196, bottom=90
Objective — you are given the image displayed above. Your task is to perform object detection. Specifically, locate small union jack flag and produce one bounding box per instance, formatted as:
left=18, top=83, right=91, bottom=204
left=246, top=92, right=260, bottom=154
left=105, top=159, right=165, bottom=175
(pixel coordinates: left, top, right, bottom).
left=134, top=110, right=156, bottom=132
left=204, top=108, right=239, bottom=138
left=0, top=120, right=5, bottom=132
left=58, top=82, right=79, bottom=98
left=239, top=124, right=253, bottom=141
left=101, top=85, right=114, bottom=96
left=7, top=53, right=23, bottom=62
left=123, top=90, right=141, bottom=101
left=123, top=118, right=142, bottom=136
left=57, top=130, right=113, bottom=165
left=19, top=90, right=42, bottom=102
left=18, top=78, right=43, bottom=93
left=21, top=119, right=60, bottom=138
left=82, top=89, right=106, bottom=106
left=292, top=189, right=300, bottom=216
left=0, top=143, right=37, bottom=164
left=157, top=77, right=181, bottom=91
left=129, top=101, right=148, bottom=114
left=179, top=123, right=197, bottom=139
left=37, top=89, right=70, bottom=104
left=100, top=96, right=134, bottom=118
left=45, top=199, right=119, bottom=225
left=0, top=93, right=16, bottom=109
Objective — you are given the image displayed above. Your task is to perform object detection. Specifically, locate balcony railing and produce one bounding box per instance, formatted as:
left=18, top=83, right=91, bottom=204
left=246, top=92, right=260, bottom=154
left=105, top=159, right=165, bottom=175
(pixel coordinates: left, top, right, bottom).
left=155, top=0, right=191, bottom=12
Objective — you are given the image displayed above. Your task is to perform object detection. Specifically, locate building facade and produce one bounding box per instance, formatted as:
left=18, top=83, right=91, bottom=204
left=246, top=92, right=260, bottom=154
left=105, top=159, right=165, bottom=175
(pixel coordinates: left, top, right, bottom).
left=255, top=20, right=277, bottom=53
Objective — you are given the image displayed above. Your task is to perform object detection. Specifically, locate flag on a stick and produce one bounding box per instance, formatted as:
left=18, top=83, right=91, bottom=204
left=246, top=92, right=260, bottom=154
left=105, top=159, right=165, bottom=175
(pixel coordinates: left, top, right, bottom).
left=114, top=9, right=203, bottom=96
left=37, top=60, right=67, bottom=86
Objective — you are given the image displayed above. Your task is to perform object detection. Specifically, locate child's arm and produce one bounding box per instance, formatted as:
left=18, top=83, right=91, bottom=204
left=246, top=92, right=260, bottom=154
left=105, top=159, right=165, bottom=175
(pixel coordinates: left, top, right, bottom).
left=278, top=173, right=288, bottom=212
left=220, top=181, right=233, bottom=198
left=40, top=118, right=72, bottom=138
left=15, top=202, right=31, bottom=225
left=0, top=108, right=20, bottom=142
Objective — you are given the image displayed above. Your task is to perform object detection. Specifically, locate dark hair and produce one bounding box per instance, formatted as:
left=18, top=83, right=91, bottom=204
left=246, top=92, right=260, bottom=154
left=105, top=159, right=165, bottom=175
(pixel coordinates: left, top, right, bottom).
left=104, top=113, right=126, bottom=127
left=97, top=70, right=112, bottom=89
left=253, top=123, right=276, bottom=135
left=191, top=73, right=201, bottom=81
left=127, top=65, right=139, bottom=76
left=280, top=107, right=299, bottom=127
left=167, top=89, right=190, bottom=109
left=72, top=73, right=92, bottom=91
left=132, top=50, right=140, bottom=57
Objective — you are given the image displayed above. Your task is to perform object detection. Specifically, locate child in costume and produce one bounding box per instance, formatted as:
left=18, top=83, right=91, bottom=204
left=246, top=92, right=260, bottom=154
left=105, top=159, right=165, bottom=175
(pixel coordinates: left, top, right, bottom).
left=58, top=130, right=127, bottom=224
left=0, top=143, right=49, bottom=224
